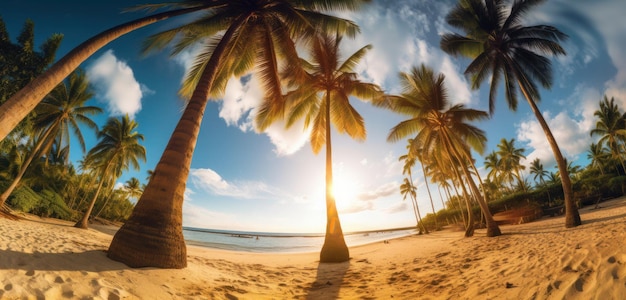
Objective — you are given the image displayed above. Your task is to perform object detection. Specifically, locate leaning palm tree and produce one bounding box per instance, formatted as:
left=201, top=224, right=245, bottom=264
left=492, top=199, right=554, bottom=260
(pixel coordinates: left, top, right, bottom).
left=0, top=2, right=223, bottom=141
left=108, top=1, right=367, bottom=268
left=269, top=33, right=381, bottom=262
left=0, top=71, right=101, bottom=213
left=399, top=145, right=429, bottom=234
left=441, top=0, right=580, bottom=227
left=75, top=115, right=145, bottom=229
left=590, top=96, right=626, bottom=173
left=384, top=64, right=501, bottom=237
left=409, top=143, right=439, bottom=230
left=400, top=177, right=427, bottom=234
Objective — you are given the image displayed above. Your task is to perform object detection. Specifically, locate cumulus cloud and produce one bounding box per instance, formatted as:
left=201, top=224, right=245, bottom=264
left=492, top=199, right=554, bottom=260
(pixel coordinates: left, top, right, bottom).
left=190, top=168, right=272, bottom=199
left=182, top=187, right=240, bottom=229
left=86, top=50, right=143, bottom=118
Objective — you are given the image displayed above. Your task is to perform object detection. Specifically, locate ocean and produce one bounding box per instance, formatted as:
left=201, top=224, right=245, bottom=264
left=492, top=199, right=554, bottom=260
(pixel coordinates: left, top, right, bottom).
left=182, top=227, right=417, bottom=253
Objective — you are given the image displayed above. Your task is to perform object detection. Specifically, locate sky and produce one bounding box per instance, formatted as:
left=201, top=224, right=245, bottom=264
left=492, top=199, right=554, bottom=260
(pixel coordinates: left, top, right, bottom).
left=1, top=0, right=625, bottom=233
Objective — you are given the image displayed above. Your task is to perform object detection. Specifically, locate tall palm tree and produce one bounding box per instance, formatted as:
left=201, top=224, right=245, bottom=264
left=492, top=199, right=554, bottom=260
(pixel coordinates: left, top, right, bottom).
left=399, top=177, right=427, bottom=234
left=108, top=1, right=367, bottom=268
left=124, top=177, right=144, bottom=200
left=496, top=138, right=526, bottom=188
left=590, top=96, right=626, bottom=173
left=587, top=142, right=609, bottom=175
left=441, top=0, right=580, bottom=227
left=0, top=3, right=220, bottom=141
left=0, top=71, right=101, bottom=212
left=75, top=115, right=145, bottom=229
left=269, top=33, right=381, bottom=262
left=384, top=64, right=501, bottom=237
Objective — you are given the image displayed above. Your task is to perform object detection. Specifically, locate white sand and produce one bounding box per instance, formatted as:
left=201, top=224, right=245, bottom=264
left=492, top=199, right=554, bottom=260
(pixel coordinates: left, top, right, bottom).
left=1, top=197, right=626, bottom=299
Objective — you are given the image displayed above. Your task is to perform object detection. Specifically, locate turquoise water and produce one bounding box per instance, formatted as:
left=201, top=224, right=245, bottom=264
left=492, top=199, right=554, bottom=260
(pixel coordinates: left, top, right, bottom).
left=183, top=227, right=417, bottom=253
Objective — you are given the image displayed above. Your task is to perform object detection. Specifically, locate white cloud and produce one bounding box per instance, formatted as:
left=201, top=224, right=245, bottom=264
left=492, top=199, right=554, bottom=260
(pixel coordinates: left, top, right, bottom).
left=86, top=50, right=143, bottom=118
left=182, top=187, right=240, bottom=229
left=189, top=168, right=274, bottom=199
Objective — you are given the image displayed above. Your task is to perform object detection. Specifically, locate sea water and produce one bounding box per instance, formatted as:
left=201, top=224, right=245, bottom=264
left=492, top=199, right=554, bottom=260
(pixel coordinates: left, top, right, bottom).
left=183, top=227, right=417, bottom=253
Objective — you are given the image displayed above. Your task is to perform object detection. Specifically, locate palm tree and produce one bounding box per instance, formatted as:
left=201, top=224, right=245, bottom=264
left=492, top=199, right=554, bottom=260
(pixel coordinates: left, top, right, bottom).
left=484, top=150, right=505, bottom=193
left=399, top=143, right=429, bottom=234
left=441, top=0, right=580, bottom=227
left=0, top=3, right=221, bottom=141
left=75, top=115, right=145, bottom=229
left=108, top=1, right=366, bottom=268
left=399, top=177, right=427, bottom=234
left=268, top=33, right=381, bottom=262
left=590, top=96, right=626, bottom=173
left=0, top=71, right=101, bottom=212
left=529, top=158, right=548, bottom=186
left=384, top=64, right=501, bottom=237
left=409, top=143, right=440, bottom=230
left=587, top=143, right=609, bottom=175
left=496, top=138, right=526, bottom=188
left=124, top=177, right=144, bottom=200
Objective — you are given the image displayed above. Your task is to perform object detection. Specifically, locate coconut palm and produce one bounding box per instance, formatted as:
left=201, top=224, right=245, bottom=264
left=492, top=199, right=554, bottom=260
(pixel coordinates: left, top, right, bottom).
left=529, top=158, right=548, bottom=186
left=399, top=177, right=427, bottom=234
left=441, top=0, right=580, bottom=227
left=108, top=1, right=367, bottom=268
left=399, top=142, right=429, bottom=234
left=124, top=177, right=144, bottom=200
left=0, top=3, right=222, bottom=141
left=0, top=71, right=101, bottom=213
left=384, top=64, right=500, bottom=237
left=408, top=143, right=440, bottom=230
left=590, top=96, right=626, bottom=173
left=75, top=115, right=145, bottom=229
left=587, top=143, right=610, bottom=175
left=268, top=33, right=381, bottom=262
left=496, top=138, right=526, bottom=188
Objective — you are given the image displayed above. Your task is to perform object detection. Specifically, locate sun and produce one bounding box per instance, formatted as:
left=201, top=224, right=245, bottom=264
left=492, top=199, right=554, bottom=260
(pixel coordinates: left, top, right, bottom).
left=331, top=171, right=358, bottom=204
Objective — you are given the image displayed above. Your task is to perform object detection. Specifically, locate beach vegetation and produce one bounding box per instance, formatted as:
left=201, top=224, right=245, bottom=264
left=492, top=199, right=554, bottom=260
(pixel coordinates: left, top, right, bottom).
left=0, top=70, right=101, bottom=215
left=440, top=0, right=581, bottom=228
left=107, top=0, right=370, bottom=268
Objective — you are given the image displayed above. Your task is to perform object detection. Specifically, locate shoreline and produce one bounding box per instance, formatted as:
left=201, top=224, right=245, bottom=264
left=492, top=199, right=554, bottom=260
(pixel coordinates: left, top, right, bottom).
left=0, top=198, right=625, bottom=299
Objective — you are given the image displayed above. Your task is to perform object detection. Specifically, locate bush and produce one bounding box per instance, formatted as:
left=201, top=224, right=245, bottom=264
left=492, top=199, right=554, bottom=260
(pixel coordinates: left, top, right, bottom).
left=7, top=186, right=74, bottom=220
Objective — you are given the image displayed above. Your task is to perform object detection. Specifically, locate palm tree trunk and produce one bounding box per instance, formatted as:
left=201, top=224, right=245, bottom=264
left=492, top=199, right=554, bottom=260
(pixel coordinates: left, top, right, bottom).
left=107, top=14, right=249, bottom=268
left=443, top=133, right=501, bottom=237
left=0, top=5, right=211, bottom=142
left=452, top=165, right=475, bottom=237
left=419, top=162, right=439, bottom=230
left=74, top=174, right=107, bottom=229
left=518, top=81, right=581, bottom=227
left=408, top=173, right=428, bottom=234
left=320, top=93, right=349, bottom=263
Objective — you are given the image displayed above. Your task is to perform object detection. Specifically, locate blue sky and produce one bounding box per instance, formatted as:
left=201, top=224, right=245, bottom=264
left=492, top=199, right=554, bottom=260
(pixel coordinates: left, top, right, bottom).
left=2, top=0, right=625, bottom=233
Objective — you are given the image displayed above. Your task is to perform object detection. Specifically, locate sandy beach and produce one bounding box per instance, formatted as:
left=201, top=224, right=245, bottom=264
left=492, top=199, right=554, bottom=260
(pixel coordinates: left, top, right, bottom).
left=1, top=198, right=625, bottom=299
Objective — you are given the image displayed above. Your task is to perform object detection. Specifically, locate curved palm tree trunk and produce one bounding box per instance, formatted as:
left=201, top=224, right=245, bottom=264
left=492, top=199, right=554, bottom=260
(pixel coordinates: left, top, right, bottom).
left=320, top=93, right=349, bottom=263
left=419, top=162, right=438, bottom=230
left=408, top=173, right=428, bottom=234
left=0, top=124, right=57, bottom=211
left=107, top=16, right=247, bottom=268
left=74, top=172, right=109, bottom=229
left=518, top=81, right=581, bottom=227
left=443, top=134, right=501, bottom=237
left=0, top=6, right=210, bottom=142
left=451, top=164, right=475, bottom=237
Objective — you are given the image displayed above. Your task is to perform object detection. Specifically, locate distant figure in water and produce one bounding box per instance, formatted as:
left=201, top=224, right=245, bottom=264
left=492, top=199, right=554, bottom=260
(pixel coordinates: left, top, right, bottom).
left=256, top=236, right=259, bottom=240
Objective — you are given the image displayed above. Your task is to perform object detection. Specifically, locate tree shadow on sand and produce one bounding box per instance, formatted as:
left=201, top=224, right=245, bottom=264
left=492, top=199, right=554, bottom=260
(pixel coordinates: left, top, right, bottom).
left=305, top=260, right=350, bottom=300
left=0, top=249, right=130, bottom=272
